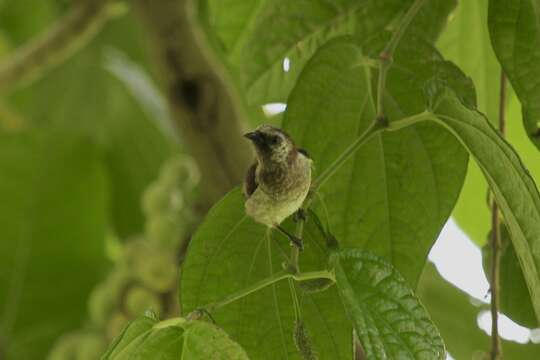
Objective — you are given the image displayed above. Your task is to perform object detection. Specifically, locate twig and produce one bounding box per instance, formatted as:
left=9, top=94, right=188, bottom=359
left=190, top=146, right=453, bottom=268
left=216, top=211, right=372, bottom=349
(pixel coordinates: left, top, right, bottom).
left=0, top=0, right=124, bottom=93
left=490, top=71, right=506, bottom=360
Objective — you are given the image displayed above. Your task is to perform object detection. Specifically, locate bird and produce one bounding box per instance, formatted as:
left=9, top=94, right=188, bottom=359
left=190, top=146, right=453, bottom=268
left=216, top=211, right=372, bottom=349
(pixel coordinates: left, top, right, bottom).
left=243, top=124, right=312, bottom=250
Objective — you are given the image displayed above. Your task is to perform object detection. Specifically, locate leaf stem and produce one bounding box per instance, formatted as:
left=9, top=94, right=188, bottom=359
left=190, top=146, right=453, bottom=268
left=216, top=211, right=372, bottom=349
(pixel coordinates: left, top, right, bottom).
left=197, top=270, right=335, bottom=314
left=311, top=119, right=386, bottom=192
left=311, top=111, right=432, bottom=194
left=376, top=0, right=427, bottom=118
left=153, top=317, right=186, bottom=329
left=490, top=71, right=506, bottom=360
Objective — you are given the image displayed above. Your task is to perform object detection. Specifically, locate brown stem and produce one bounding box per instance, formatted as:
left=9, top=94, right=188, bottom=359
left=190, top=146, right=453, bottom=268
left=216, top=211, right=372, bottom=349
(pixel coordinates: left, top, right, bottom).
left=490, top=71, right=506, bottom=360
left=0, top=0, right=122, bottom=93
left=133, top=0, right=252, bottom=209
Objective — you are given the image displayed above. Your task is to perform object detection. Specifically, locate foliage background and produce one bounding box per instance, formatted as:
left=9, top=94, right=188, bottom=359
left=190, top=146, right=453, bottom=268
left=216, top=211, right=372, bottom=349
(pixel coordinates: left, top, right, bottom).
left=0, top=0, right=539, bottom=359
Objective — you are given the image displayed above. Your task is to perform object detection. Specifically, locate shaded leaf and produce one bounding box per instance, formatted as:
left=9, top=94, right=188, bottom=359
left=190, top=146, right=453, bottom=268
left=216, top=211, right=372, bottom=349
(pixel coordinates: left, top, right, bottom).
left=426, top=88, right=540, bottom=323
left=196, top=0, right=455, bottom=104
left=283, top=36, right=469, bottom=285
left=442, top=0, right=540, bottom=246
left=332, top=250, right=445, bottom=359
left=482, top=224, right=538, bottom=328
left=6, top=14, right=173, bottom=239
left=0, top=130, right=109, bottom=359
left=181, top=188, right=353, bottom=359
left=488, top=0, right=540, bottom=150
left=418, top=262, right=540, bottom=359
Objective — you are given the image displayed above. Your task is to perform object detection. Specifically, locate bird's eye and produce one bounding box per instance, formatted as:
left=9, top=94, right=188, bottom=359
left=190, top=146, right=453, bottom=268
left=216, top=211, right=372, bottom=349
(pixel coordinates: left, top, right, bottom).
left=269, top=135, right=281, bottom=145
left=268, top=135, right=279, bottom=145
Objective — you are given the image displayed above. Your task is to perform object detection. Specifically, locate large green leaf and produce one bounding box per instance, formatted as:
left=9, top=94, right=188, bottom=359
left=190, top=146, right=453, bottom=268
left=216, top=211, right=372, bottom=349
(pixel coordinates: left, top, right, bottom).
left=332, top=250, right=445, bottom=359
left=436, top=0, right=496, bottom=246
left=0, top=130, right=109, bottom=359
left=482, top=224, right=538, bottom=328
left=196, top=0, right=454, bottom=104
left=181, top=188, right=352, bottom=359
left=418, top=263, right=540, bottom=359
left=283, top=36, right=469, bottom=285
left=488, top=0, right=540, bottom=151
left=440, top=0, right=540, bottom=246
left=103, top=314, right=248, bottom=359
left=181, top=190, right=448, bottom=359
left=5, top=12, right=173, bottom=239
left=438, top=0, right=500, bottom=124
left=424, top=88, right=540, bottom=323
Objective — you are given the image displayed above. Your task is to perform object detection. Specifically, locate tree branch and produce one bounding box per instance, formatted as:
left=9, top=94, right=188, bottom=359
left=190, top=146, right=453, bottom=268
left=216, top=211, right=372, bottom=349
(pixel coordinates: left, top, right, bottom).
left=133, top=0, right=252, bottom=209
left=0, top=0, right=123, bottom=93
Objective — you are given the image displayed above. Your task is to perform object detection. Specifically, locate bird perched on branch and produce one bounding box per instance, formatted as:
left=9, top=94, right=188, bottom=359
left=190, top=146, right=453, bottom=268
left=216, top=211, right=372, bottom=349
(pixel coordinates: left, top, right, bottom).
left=243, top=125, right=312, bottom=250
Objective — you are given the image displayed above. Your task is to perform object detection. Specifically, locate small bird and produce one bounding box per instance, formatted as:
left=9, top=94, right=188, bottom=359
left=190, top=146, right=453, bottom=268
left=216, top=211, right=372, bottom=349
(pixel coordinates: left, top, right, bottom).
left=243, top=125, right=312, bottom=250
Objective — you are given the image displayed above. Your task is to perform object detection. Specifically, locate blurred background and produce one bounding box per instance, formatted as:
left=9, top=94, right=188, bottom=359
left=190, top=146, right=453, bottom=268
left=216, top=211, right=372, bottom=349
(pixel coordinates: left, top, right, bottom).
left=0, top=0, right=539, bottom=359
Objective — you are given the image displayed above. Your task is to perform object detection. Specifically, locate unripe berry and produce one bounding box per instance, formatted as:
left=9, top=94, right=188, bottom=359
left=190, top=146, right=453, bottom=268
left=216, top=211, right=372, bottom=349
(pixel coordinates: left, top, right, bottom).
left=125, top=286, right=162, bottom=318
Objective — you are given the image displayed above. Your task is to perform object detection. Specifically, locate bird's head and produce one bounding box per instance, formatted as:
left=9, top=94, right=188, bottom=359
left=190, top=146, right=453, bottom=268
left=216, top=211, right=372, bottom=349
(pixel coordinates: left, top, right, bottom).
left=244, top=125, right=295, bottom=164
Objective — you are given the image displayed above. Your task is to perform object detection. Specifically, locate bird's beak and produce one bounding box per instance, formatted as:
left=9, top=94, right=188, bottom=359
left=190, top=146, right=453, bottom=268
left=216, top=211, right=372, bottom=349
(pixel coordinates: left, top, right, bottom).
left=244, top=131, right=264, bottom=145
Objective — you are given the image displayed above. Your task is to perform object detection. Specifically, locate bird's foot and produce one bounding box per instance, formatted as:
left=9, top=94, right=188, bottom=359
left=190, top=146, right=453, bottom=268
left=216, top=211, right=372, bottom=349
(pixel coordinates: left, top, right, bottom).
left=188, top=307, right=216, bottom=323
left=293, top=208, right=307, bottom=223
left=289, top=235, right=304, bottom=252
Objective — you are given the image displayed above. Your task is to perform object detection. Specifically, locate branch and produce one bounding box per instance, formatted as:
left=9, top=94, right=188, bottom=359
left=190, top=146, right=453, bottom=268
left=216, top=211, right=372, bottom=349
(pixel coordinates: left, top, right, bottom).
left=0, top=0, right=123, bottom=93
left=490, top=70, right=506, bottom=360
left=133, top=0, right=252, bottom=209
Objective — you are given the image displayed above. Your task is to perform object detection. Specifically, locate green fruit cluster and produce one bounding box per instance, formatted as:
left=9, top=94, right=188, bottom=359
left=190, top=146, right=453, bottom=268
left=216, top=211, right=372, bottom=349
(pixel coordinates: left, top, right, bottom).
left=47, top=156, right=199, bottom=359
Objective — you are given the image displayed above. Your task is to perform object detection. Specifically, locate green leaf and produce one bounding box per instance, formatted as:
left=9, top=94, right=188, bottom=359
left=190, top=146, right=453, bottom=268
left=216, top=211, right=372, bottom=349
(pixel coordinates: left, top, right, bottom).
left=332, top=250, right=445, bottom=359
left=7, top=16, right=174, bottom=239
left=418, top=263, right=540, bottom=359
left=438, top=0, right=500, bottom=124
left=103, top=315, right=249, bottom=360
left=283, top=36, right=469, bottom=285
left=426, top=88, right=540, bottom=324
left=482, top=224, right=538, bottom=328
left=181, top=188, right=353, bottom=359
left=488, top=0, right=540, bottom=150
left=437, top=1, right=498, bottom=247
left=0, top=130, right=109, bottom=359
left=197, top=0, right=455, bottom=104
left=441, top=0, right=540, bottom=246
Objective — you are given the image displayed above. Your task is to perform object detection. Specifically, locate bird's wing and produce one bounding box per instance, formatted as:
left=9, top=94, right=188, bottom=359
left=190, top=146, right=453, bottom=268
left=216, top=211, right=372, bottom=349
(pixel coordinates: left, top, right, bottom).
left=243, top=161, right=258, bottom=198
left=297, top=148, right=310, bottom=158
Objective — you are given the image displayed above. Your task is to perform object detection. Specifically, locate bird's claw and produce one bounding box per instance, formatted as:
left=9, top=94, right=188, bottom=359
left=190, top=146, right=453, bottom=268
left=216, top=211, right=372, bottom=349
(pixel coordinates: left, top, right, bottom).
left=290, top=235, right=304, bottom=252
left=188, top=307, right=216, bottom=323
left=293, top=209, right=307, bottom=223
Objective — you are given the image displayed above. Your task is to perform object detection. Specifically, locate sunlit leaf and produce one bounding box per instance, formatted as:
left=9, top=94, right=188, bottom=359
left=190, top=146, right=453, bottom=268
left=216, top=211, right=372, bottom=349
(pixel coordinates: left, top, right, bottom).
left=103, top=314, right=248, bottom=359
